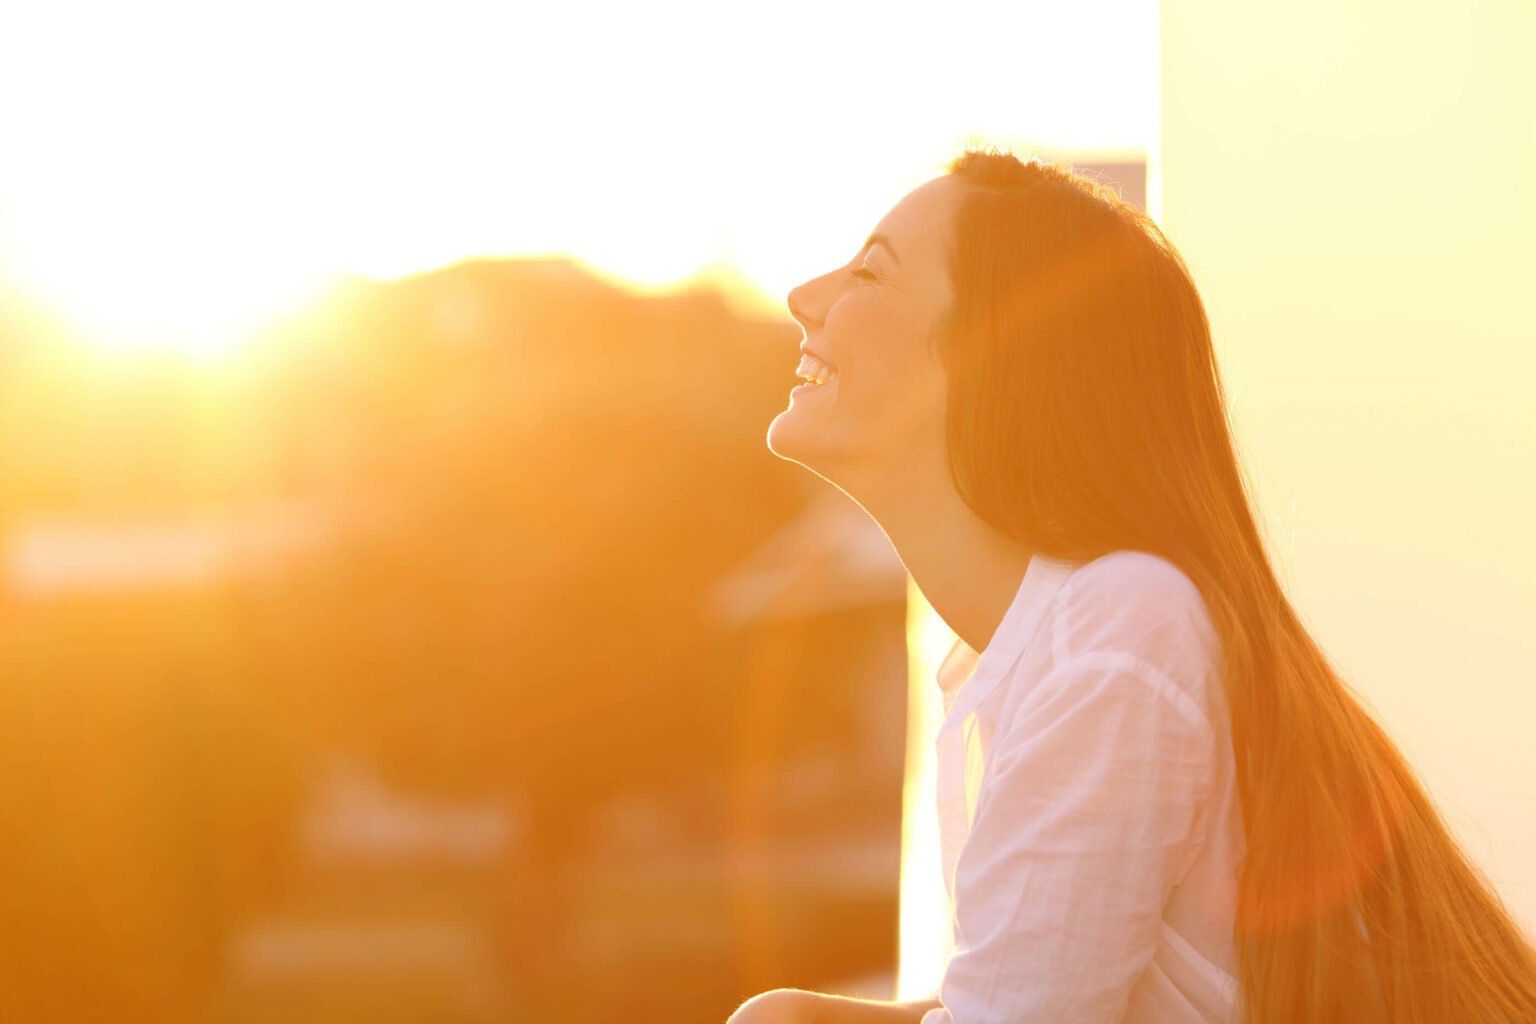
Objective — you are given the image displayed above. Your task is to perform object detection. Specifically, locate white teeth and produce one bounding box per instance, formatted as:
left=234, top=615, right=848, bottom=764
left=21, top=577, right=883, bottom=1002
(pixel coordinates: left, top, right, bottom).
left=797, top=352, right=837, bottom=384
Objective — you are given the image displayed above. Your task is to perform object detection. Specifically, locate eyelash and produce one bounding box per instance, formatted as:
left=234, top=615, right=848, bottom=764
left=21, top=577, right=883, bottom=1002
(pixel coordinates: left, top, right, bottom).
left=851, top=266, right=877, bottom=282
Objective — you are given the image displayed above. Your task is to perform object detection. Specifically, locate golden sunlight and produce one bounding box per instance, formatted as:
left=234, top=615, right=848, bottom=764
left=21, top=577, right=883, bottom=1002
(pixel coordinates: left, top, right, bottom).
left=0, top=0, right=1156, bottom=359
left=5, top=238, right=334, bottom=360
left=9, top=0, right=1529, bottom=1017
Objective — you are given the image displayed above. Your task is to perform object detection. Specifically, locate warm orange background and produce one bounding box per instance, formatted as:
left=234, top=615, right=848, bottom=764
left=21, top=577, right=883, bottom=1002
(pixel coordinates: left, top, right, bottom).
left=1, top=1, right=1530, bottom=1022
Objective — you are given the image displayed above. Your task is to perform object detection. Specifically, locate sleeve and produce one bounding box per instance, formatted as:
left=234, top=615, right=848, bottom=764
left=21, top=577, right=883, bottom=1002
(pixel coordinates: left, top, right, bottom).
left=923, top=645, right=1218, bottom=1024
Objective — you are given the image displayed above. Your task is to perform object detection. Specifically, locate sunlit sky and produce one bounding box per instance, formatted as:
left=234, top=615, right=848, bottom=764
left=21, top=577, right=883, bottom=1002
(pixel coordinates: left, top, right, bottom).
left=0, top=0, right=1155, bottom=355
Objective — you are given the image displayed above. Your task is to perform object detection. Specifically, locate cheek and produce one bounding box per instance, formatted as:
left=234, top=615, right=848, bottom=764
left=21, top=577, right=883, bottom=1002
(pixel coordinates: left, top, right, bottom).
left=847, top=350, right=946, bottom=437
left=828, top=295, right=947, bottom=419
left=826, top=287, right=904, bottom=341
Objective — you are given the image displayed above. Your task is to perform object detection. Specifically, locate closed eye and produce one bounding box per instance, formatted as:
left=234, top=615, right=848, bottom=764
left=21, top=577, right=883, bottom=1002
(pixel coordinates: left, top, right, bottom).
left=851, top=266, right=877, bottom=282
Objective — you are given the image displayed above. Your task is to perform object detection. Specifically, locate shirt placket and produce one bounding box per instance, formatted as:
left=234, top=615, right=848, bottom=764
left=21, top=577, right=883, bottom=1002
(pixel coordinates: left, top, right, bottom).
left=935, top=688, right=987, bottom=903
left=932, top=558, right=1077, bottom=906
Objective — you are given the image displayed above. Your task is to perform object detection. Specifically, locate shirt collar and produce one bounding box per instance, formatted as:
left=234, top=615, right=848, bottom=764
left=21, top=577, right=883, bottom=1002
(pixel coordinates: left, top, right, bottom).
left=935, top=553, right=1080, bottom=717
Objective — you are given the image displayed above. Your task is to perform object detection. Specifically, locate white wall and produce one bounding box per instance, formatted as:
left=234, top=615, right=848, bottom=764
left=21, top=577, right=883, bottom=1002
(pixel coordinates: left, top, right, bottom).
left=897, top=578, right=960, bottom=999
left=1161, top=0, right=1536, bottom=930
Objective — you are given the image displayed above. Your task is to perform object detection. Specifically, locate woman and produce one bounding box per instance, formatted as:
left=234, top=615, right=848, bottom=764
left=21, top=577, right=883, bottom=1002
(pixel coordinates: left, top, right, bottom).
left=731, top=148, right=1536, bottom=1023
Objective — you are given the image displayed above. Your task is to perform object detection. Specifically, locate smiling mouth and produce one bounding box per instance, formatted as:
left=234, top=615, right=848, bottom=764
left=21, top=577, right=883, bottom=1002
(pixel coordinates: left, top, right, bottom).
left=795, top=350, right=838, bottom=387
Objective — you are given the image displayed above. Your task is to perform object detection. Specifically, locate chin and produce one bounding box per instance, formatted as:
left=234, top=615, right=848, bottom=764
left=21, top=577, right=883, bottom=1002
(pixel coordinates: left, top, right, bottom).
left=764, top=409, right=803, bottom=461
left=765, top=408, right=824, bottom=465
left=768, top=415, right=853, bottom=489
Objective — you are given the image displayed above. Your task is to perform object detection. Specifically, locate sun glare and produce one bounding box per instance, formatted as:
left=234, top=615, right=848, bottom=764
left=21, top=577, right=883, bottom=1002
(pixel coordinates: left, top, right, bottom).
left=7, top=245, right=335, bottom=361
left=0, top=139, right=339, bottom=360
left=0, top=0, right=1156, bottom=362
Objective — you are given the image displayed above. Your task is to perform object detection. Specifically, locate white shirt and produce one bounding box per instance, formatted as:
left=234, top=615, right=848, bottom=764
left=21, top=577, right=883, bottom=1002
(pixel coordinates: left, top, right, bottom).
left=919, top=550, right=1245, bottom=1024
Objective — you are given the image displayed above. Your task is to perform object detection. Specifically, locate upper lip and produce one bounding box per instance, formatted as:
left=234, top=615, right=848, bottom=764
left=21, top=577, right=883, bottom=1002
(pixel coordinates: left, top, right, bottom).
left=798, top=342, right=837, bottom=368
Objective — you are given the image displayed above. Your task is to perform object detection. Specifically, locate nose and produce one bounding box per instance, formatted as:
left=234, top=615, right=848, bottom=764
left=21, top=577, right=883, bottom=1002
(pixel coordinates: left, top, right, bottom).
left=787, top=290, right=820, bottom=332
left=786, top=267, right=844, bottom=332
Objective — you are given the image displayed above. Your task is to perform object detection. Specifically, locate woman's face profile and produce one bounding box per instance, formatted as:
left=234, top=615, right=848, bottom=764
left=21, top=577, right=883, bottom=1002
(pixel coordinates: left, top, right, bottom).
left=767, top=173, right=961, bottom=484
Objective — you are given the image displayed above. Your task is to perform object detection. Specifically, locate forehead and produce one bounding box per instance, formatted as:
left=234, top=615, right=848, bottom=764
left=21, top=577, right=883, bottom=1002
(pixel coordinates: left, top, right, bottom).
left=869, top=174, right=962, bottom=269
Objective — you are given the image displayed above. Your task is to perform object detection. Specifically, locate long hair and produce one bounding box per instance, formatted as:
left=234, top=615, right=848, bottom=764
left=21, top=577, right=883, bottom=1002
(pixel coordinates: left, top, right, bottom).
left=933, top=146, right=1536, bottom=1022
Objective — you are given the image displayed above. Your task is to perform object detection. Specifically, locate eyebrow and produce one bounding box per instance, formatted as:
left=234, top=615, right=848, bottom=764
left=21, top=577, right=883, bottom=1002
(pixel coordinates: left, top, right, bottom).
left=864, top=232, right=902, bottom=268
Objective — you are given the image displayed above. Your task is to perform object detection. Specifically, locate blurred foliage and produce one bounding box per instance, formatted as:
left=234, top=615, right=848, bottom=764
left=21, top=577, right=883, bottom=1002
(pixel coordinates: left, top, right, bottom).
left=0, top=260, right=906, bottom=1023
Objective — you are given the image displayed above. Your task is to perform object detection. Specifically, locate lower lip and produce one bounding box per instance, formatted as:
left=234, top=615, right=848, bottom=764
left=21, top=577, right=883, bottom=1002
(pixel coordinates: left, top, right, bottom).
left=791, top=381, right=835, bottom=395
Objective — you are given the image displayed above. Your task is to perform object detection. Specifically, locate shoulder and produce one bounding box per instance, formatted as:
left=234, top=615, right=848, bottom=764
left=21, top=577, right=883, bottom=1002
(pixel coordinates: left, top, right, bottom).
left=1062, top=549, right=1204, bottom=608
left=1043, top=551, right=1225, bottom=716
left=1050, top=549, right=1216, bottom=644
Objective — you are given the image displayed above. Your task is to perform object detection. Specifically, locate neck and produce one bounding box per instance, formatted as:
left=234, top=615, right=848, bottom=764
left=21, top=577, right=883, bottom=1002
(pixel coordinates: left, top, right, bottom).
left=830, top=439, right=1035, bottom=656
